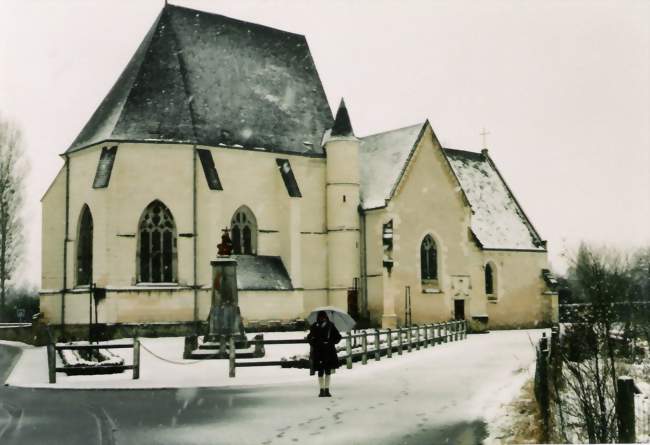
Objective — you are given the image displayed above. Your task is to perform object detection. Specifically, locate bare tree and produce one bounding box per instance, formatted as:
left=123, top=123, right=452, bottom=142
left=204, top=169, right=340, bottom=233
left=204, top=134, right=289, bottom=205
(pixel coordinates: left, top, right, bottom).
left=0, top=115, right=26, bottom=321
left=550, top=244, right=648, bottom=443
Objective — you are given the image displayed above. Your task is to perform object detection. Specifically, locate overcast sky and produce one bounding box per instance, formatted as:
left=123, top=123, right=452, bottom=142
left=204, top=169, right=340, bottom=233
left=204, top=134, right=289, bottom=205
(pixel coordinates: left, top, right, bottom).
left=1, top=0, right=648, bottom=287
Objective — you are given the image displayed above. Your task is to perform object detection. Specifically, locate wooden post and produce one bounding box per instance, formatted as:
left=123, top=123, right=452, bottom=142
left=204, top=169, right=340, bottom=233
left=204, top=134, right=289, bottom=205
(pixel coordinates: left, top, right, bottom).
left=398, top=328, right=403, bottom=355
left=133, top=338, right=140, bottom=380
left=362, top=332, right=368, bottom=365
left=415, top=325, right=421, bottom=350
left=454, top=321, right=458, bottom=341
left=407, top=326, right=412, bottom=352
left=219, top=335, right=226, bottom=359
left=254, top=334, right=265, bottom=357
left=47, top=343, right=56, bottom=384
left=374, top=329, right=380, bottom=361
left=423, top=324, right=429, bottom=348
left=444, top=322, right=449, bottom=343
left=616, top=377, right=637, bottom=444
left=464, top=320, right=468, bottom=339
left=183, top=335, right=197, bottom=359
left=228, top=336, right=236, bottom=378
left=346, top=335, right=353, bottom=369
left=386, top=329, right=392, bottom=358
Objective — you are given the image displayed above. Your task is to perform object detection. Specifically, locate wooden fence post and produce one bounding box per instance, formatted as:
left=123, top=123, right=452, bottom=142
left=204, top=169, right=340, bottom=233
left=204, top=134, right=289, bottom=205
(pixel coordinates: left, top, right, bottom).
left=616, top=377, right=637, bottom=444
left=254, top=334, right=265, bottom=357
left=398, top=328, right=403, bottom=355
left=362, top=332, right=368, bottom=365
left=454, top=321, right=459, bottom=341
left=133, top=338, right=140, bottom=380
left=444, top=322, right=449, bottom=343
left=374, top=329, right=381, bottom=361
left=423, top=324, right=429, bottom=348
left=407, top=326, right=412, bottom=352
left=228, top=336, right=236, bottom=378
left=415, top=325, right=421, bottom=350
left=219, top=335, right=227, bottom=359
left=346, top=335, right=353, bottom=369
left=47, top=343, right=56, bottom=384
left=386, top=329, right=392, bottom=358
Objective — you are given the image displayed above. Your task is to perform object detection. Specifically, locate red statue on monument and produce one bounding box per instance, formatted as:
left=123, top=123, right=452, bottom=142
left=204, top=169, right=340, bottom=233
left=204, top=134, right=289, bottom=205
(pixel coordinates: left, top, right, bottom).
left=217, top=227, right=233, bottom=257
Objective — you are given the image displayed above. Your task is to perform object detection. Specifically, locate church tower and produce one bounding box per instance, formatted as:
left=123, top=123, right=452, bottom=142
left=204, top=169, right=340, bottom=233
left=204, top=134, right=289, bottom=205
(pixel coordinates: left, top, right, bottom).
left=324, top=100, right=361, bottom=311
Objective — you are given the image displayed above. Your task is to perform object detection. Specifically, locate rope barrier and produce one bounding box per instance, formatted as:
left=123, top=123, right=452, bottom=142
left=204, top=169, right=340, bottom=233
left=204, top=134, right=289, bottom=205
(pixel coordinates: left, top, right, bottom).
left=138, top=340, right=214, bottom=366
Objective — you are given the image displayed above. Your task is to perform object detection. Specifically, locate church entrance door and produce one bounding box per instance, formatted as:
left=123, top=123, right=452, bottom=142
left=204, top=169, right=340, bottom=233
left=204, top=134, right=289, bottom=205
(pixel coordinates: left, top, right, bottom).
left=454, top=299, right=465, bottom=320
left=347, top=288, right=359, bottom=320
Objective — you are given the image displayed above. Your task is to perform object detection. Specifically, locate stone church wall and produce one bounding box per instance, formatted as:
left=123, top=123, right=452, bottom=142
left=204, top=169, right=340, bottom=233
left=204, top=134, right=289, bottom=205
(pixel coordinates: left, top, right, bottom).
left=40, top=142, right=329, bottom=325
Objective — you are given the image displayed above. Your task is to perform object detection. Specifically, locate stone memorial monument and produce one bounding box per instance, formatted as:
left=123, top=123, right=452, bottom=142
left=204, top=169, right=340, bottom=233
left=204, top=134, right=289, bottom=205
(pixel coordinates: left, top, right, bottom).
left=206, top=229, right=248, bottom=348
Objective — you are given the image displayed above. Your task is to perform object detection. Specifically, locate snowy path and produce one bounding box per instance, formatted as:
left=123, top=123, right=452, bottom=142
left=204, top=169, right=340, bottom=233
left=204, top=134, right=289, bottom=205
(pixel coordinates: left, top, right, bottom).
left=0, top=329, right=544, bottom=444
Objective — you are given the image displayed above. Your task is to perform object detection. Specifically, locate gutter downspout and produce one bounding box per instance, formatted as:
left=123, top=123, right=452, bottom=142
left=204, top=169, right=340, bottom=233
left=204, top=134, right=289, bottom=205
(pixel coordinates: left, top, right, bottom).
left=62, top=154, right=70, bottom=331
left=359, top=206, right=369, bottom=320
left=192, top=146, right=198, bottom=329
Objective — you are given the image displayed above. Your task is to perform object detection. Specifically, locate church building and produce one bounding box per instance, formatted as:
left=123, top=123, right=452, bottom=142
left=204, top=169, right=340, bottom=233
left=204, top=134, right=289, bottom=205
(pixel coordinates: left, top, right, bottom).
left=40, top=4, right=558, bottom=331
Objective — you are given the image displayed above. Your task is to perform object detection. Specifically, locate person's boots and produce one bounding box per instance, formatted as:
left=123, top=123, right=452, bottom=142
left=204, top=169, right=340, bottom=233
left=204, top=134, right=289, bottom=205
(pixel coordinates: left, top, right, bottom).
left=318, top=389, right=326, bottom=397
left=323, top=374, right=331, bottom=396
left=324, top=388, right=331, bottom=397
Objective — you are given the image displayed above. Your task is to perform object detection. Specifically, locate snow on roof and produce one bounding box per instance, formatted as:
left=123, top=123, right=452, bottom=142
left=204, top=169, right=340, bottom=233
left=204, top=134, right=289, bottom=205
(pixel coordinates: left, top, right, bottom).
left=234, top=255, right=293, bottom=291
left=359, top=123, right=425, bottom=209
left=68, top=4, right=333, bottom=155
left=358, top=121, right=544, bottom=251
left=444, top=148, right=544, bottom=250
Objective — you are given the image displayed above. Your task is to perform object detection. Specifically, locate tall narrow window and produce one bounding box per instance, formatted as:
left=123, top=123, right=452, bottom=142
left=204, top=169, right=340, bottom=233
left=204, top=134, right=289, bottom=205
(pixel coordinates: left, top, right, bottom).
left=230, top=206, right=257, bottom=255
left=138, top=200, right=177, bottom=283
left=420, top=234, right=438, bottom=281
left=485, top=263, right=495, bottom=297
left=76, top=205, right=93, bottom=286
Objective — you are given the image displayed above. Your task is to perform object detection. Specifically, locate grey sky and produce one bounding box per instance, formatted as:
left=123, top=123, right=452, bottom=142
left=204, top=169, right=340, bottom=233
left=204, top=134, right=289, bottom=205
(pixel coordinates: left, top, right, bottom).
left=1, top=0, right=648, bottom=286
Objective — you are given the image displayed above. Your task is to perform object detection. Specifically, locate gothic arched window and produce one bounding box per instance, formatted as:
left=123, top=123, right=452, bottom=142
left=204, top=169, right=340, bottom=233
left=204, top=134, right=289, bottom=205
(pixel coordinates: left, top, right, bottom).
left=138, top=200, right=177, bottom=283
left=420, top=234, right=438, bottom=281
left=485, top=263, right=494, bottom=295
left=485, top=263, right=497, bottom=300
left=76, top=205, right=93, bottom=286
left=230, top=206, right=257, bottom=255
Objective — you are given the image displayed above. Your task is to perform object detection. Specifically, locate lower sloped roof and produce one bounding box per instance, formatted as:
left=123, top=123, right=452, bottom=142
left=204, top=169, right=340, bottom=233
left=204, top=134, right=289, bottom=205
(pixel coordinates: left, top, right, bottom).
left=443, top=148, right=544, bottom=250
left=359, top=123, right=425, bottom=209
left=234, top=255, right=293, bottom=291
left=358, top=122, right=545, bottom=251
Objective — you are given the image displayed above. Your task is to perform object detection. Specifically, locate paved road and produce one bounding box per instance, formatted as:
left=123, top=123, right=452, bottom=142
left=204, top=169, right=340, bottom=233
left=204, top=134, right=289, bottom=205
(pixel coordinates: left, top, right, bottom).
left=0, top=331, right=540, bottom=444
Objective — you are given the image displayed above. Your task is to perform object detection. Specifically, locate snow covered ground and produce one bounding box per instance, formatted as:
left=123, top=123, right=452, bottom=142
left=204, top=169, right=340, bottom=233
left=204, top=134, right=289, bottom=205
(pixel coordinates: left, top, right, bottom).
left=3, top=329, right=545, bottom=444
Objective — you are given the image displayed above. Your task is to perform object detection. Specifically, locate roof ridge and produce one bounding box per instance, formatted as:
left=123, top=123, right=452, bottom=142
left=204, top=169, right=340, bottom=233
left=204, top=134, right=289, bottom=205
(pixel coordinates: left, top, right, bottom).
left=165, top=3, right=307, bottom=38
left=443, top=147, right=482, bottom=156
left=359, top=122, right=425, bottom=139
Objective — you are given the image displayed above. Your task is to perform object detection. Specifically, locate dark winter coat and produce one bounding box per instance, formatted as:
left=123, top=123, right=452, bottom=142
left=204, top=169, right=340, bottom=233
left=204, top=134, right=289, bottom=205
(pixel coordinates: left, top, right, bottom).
left=307, top=321, right=342, bottom=371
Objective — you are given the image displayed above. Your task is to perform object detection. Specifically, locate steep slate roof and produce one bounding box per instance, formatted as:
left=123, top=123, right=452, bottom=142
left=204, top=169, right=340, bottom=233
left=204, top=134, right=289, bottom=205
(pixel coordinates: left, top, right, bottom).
left=359, top=122, right=544, bottom=251
left=68, top=4, right=333, bottom=155
left=330, top=99, right=355, bottom=137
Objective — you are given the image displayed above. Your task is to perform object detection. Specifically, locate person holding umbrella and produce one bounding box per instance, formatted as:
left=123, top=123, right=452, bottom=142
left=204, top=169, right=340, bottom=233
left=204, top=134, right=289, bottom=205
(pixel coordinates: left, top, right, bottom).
left=306, top=307, right=355, bottom=397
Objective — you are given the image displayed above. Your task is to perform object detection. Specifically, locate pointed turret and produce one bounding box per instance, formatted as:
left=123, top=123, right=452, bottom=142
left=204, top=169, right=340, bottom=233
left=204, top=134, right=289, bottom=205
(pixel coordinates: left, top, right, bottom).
left=330, top=99, right=355, bottom=138
left=324, top=98, right=360, bottom=312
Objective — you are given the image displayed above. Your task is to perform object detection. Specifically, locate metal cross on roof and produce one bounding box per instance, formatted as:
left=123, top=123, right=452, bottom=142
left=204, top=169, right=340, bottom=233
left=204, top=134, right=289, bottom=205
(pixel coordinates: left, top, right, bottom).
left=480, top=127, right=490, bottom=150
